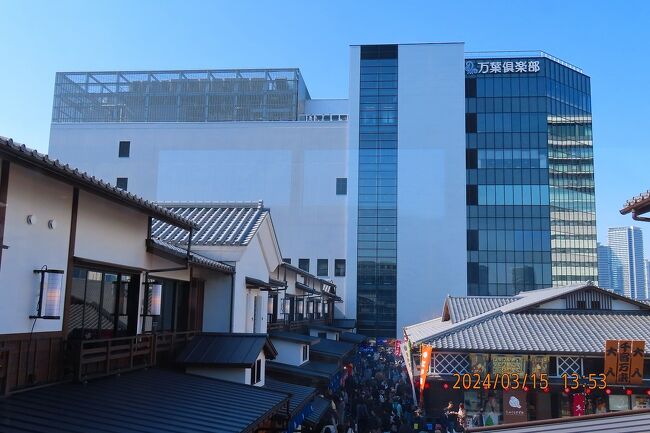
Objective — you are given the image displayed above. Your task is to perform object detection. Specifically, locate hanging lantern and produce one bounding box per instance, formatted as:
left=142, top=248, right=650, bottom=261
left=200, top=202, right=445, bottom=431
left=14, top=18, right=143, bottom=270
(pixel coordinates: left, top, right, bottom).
left=149, top=283, right=162, bottom=316
left=267, top=295, right=275, bottom=315
left=31, top=268, right=64, bottom=319
left=283, top=297, right=291, bottom=314
left=307, top=301, right=314, bottom=314
left=297, top=299, right=304, bottom=314
left=324, top=302, right=330, bottom=314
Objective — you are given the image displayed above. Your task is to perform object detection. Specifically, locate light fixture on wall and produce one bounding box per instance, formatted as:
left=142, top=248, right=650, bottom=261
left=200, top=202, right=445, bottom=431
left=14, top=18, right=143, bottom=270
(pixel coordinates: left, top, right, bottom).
left=283, top=297, right=291, bottom=314
left=324, top=302, right=329, bottom=314
left=31, top=267, right=64, bottom=319
left=317, top=301, right=322, bottom=314
left=267, top=295, right=275, bottom=315
left=149, top=283, right=162, bottom=316
left=143, top=280, right=162, bottom=316
left=297, top=298, right=304, bottom=314
left=307, top=301, right=314, bottom=314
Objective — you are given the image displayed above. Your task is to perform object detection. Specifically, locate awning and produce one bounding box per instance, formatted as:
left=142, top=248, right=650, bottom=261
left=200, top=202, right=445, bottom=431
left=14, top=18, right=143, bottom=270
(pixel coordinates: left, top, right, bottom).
left=339, top=332, right=368, bottom=344
left=264, top=379, right=317, bottom=420
left=267, top=360, right=339, bottom=381
left=304, top=396, right=332, bottom=426
left=310, top=339, right=356, bottom=359
left=0, top=369, right=288, bottom=433
left=308, top=323, right=346, bottom=333
left=296, top=281, right=320, bottom=295
left=246, top=276, right=272, bottom=290
left=270, top=331, right=321, bottom=345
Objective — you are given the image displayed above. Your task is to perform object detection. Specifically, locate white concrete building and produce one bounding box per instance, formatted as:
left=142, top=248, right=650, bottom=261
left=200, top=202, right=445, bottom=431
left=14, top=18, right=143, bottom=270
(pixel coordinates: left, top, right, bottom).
left=48, top=44, right=470, bottom=337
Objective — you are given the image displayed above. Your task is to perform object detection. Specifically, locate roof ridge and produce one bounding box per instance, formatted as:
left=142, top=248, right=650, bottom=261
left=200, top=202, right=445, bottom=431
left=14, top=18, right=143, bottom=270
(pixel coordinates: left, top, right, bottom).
left=157, top=200, right=266, bottom=209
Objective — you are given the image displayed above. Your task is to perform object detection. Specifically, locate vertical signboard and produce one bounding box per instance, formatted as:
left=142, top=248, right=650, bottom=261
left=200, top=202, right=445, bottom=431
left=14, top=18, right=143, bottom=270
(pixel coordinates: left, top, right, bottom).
left=616, top=340, right=633, bottom=384
left=630, top=340, right=645, bottom=385
left=604, top=340, right=619, bottom=383
left=572, top=394, right=586, bottom=416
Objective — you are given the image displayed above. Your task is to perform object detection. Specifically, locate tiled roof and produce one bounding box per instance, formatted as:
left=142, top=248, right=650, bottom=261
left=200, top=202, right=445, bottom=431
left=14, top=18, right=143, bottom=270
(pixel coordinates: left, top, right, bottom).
left=147, top=237, right=234, bottom=274
left=0, top=136, right=197, bottom=230
left=621, top=189, right=650, bottom=215
left=332, top=319, right=356, bottom=329
left=0, top=369, right=288, bottom=433
left=177, top=333, right=277, bottom=367
left=429, top=312, right=650, bottom=355
left=151, top=202, right=269, bottom=246
left=405, top=283, right=650, bottom=355
left=445, top=296, right=515, bottom=323
left=468, top=408, right=650, bottom=433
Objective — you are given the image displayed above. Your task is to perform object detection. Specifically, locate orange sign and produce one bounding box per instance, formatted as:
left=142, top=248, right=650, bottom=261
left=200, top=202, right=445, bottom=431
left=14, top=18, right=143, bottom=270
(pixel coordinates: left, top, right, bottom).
left=419, top=345, right=433, bottom=402
left=604, top=339, right=646, bottom=384
left=617, top=340, right=633, bottom=384
left=630, top=340, right=646, bottom=385
left=604, top=340, right=618, bottom=383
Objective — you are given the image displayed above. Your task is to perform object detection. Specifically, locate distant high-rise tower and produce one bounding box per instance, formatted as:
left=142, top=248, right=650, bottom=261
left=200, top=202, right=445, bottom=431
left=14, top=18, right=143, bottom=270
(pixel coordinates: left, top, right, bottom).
left=645, top=259, right=650, bottom=300
left=607, top=227, right=645, bottom=299
left=597, top=242, right=613, bottom=291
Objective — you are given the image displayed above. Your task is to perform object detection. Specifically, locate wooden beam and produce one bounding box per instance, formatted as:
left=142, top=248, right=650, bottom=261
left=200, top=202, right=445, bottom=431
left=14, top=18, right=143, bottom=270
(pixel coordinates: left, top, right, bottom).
left=61, top=188, right=79, bottom=339
left=0, top=159, right=10, bottom=271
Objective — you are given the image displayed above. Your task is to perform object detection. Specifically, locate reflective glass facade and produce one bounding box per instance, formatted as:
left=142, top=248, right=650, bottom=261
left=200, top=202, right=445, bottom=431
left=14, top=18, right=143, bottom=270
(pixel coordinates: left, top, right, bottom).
left=52, top=69, right=309, bottom=123
left=466, top=56, right=597, bottom=295
left=357, top=45, right=398, bottom=337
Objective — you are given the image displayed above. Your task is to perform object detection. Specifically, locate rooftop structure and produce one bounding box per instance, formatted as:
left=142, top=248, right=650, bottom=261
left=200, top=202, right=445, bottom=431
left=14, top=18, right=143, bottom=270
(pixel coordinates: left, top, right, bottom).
left=53, top=68, right=310, bottom=123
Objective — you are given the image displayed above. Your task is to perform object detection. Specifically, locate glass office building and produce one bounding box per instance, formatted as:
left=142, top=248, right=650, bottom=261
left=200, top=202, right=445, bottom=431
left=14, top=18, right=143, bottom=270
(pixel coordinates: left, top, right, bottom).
left=356, top=45, right=399, bottom=337
left=466, top=53, right=597, bottom=295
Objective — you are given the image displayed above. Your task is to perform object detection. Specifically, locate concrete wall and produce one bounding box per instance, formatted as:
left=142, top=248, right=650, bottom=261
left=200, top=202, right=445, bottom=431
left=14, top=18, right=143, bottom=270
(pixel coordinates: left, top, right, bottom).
left=395, top=43, right=467, bottom=332
left=0, top=163, right=73, bottom=333
left=49, top=121, right=350, bottom=317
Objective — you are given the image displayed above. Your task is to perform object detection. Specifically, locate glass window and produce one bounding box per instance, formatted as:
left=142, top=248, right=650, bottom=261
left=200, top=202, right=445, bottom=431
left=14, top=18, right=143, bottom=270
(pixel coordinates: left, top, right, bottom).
left=118, top=140, right=130, bottom=157
left=298, top=259, right=309, bottom=272
left=335, top=259, right=346, bottom=277
left=336, top=177, right=347, bottom=195
left=317, top=259, right=328, bottom=276
left=116, top=177, right=128, bottom=191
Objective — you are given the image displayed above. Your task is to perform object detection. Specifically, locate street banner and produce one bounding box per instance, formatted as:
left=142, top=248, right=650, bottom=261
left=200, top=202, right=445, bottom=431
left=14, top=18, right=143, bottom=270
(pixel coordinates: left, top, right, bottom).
left=572, top=393, right=586, bottom=416
left=492, top=354, right=525, bottom=376
left=419, top=345, right=433, bottom=403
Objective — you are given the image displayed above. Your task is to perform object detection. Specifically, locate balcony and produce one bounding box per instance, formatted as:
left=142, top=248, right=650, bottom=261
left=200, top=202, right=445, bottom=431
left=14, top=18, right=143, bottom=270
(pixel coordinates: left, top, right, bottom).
left=76, top=331, right=197, bottom=382
left=0, top=331, right=197, bottom=396
left=267, top=313, right=331, bottom=332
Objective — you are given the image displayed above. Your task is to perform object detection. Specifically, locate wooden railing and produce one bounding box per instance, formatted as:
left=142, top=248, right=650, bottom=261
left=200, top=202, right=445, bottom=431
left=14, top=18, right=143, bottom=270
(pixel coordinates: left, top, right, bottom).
left=0, top=333, right=67, bottom=396
left=267, top=314, right=331, bottom=332
left=77, top=331, right=197, bottom=382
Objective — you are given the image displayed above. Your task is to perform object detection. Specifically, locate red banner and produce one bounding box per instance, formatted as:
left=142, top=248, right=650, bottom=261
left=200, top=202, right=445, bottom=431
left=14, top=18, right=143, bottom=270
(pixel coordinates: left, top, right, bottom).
left=572, top=394, right=585, bottom=416
left=395, top=340, right=402, bottom=357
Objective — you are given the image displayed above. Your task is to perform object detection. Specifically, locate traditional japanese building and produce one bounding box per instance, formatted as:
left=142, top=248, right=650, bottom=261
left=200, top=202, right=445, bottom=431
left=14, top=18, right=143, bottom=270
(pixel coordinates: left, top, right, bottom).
left=404, top=283, right=650, bottom=426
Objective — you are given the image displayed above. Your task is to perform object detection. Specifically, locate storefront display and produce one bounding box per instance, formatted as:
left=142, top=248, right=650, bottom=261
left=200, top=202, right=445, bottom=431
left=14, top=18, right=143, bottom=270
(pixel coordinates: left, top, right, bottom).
left=609, top=394, right=631, bottom=411
left=633, top=395, right=649, bottom=409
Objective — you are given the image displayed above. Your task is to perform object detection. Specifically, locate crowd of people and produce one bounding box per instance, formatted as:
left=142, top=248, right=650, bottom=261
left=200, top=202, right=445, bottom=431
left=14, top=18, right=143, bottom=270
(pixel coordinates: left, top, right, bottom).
left=316, top=342, right=472, bottom=433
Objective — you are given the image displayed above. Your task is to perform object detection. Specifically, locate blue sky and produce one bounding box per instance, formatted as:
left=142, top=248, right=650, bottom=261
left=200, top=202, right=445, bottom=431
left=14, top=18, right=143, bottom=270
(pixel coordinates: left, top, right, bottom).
left=1, top=0, right=649, bottom=252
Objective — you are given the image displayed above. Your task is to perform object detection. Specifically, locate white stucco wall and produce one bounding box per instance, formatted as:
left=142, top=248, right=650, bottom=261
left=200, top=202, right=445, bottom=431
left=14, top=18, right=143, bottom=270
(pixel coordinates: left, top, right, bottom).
left=0, top=163, right=73, bottom=333
left=49, top=120, right=350, bottom=317
left=271, top=339, right=308, bottom=366
left=395, top=43, right=467, bottom=333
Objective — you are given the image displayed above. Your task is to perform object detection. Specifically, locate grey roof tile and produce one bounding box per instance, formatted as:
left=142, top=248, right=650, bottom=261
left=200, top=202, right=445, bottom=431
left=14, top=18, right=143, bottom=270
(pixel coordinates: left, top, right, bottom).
left=151, top=201, right=269, bottom=246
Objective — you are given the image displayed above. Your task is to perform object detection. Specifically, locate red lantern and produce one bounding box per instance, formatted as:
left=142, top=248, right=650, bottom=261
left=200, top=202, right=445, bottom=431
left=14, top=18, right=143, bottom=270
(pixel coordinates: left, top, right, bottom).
left=626, top=389, right=633, bottom=396
left=442, top=383, right=449, bottom=390
left=605, top=388, right=612, bottom=395
left=543, top=387, right=550, bottom=393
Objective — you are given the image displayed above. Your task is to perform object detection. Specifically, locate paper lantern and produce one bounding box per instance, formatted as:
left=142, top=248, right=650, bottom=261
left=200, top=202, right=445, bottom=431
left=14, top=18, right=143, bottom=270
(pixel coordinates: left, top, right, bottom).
left=31, top=268, right=64, bottom=319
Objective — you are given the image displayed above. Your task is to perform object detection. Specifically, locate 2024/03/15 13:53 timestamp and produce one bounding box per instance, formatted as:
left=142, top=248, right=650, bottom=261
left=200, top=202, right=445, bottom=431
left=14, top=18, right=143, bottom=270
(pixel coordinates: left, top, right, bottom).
left=451, top=373, right=607, bottom=390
